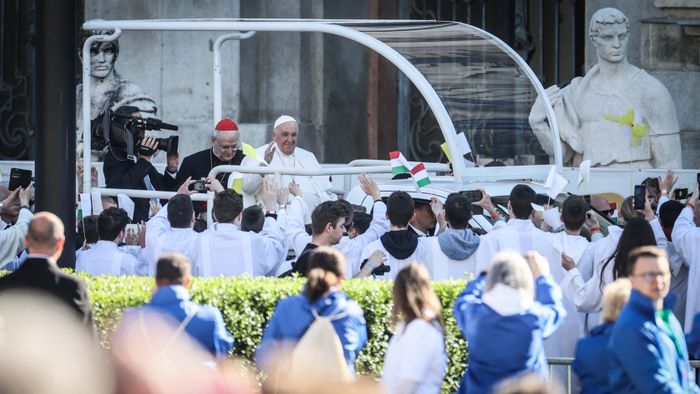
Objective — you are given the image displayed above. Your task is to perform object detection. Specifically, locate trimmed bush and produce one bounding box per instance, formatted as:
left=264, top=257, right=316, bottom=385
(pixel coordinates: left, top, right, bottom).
left=73, top=273, right=470, bottom=392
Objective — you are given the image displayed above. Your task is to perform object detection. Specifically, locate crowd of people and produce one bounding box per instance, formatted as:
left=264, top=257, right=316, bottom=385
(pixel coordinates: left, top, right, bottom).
left=2, top=115, right=700, bottom=393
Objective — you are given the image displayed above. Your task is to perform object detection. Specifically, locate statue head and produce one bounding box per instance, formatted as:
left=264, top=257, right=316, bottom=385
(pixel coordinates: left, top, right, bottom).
left=589, top=8, right=630, bottom=64
left=79, top=30, right=120, bottom=79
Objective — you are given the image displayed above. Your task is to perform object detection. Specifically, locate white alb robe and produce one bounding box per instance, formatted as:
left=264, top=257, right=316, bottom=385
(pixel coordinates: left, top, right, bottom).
left=471, top=219, right=554, bottom=273
left=144, top=203, right=200, bottom=276
left=359, top=236, right=430, bottom=281
left=194, top=220, right=285, bottom=277
left=76, top=240, right=139, bottom=276
left=672, top=207, right=700, bottom=330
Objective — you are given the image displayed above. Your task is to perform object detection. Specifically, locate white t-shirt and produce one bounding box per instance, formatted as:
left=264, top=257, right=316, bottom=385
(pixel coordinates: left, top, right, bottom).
left=382, top=319, right=447, bottom=394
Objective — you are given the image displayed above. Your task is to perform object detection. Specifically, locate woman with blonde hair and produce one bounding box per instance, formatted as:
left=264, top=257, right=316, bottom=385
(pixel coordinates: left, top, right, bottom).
left=573, top=278, right=632, bottom=394
left=381, top=263, right=447, bottom=394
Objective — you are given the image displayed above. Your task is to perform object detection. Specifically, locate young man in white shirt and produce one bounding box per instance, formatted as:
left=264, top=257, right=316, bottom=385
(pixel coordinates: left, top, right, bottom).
left=144, top=180, right=200, bottom=275
left=359, top=191, right=427, bottom=280
left=285, top=173, right=389, bottom=278
left=672, top=182, right=700, bottom=329
left=76, top=207, right=139, bottom=276
left=194, top=184, right=285, bottom=277
left=471, top=184, right=553, bottom=273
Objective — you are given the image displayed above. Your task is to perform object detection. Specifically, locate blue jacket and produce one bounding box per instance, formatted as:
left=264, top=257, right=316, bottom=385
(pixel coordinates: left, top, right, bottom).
left=609, top=289, right=700, bottom=394
left=255, top=289, right=367, bottom=375
left=122, top=285, right=234, bottom=358
left=453, top=273, right=566, bottom=394
left=573, top=322, right=614, bottom=394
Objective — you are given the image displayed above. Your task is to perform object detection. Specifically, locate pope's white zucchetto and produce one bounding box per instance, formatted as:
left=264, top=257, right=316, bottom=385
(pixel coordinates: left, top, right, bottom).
left=273, top=115, right=297, bottom=129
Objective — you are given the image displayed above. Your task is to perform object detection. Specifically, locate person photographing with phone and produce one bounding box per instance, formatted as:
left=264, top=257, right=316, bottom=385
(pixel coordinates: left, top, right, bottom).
left=0, top=184, right=34, bottom=267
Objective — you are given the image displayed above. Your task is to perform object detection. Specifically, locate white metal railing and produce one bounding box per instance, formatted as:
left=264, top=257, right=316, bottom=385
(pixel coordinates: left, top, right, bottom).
left=213, top=31, right=256, bottom=122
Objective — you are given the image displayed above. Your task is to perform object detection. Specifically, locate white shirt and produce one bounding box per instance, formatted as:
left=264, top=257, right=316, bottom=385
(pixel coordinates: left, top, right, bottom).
left=144, top=203, right=200, bottom=276
left=75, top=240, right=139, bottom=276
left=672, top=206, right=700, bottom=329
left=422, top=237, right=477, bottom=280
left=195, top=219, right=285, bottom=277
left=382, top=319, right=446, bottom=394
left=471, top=218, right=554, bottom=273
left=0, top=208, right=32, bottom=268
left=284, top=196, right=390, bottom=278
left=359, top=236, right=429, bottom=280
left=242, top=145, right=335, bottom=223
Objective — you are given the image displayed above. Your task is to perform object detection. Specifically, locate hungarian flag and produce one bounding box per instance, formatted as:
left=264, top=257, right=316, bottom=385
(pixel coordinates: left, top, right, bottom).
left=389, top=151, right=410, bottom=175
left=410, top=162, right=431, bottom=189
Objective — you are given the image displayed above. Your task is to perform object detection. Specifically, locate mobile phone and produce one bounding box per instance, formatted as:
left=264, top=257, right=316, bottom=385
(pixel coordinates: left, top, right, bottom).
left=461, top=190, right=483, bottom=202
left=190, top=179, right=209, bottom=193
left=634, top=185, right=646, bottom=210
left=8, top=168, right=32, bottom=191
left=674, top=188, right=688, bottom=200
left=583, top=194, right=592, bottom=211
left=697, top=172, right=700, bottom=185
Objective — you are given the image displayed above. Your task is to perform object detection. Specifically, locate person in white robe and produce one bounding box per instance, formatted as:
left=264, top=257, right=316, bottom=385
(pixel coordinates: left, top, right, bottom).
left=242, top=115, right=335, bottom=223
left=76, top=207, right=139, bottom=276
left=194, top=183, right=285, bottom=277
left=471, top=185, right=554, bottom=274
left=285, top=174, right=389, bottom=279
left=143, top=181, right=200, bottom=276
left=671, top=182, right=700, bottom=330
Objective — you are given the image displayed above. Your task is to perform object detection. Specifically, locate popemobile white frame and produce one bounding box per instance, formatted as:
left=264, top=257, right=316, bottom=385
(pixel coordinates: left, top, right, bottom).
left=78, top=18, right=698, bottom=228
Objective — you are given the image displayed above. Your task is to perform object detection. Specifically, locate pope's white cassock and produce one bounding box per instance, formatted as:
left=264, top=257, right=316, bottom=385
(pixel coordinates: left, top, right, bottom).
left=194, top=218, right=286, bottom=277
left=672, top=205, right=700, bottom=330
left=242, top=145, right=335, bottom=223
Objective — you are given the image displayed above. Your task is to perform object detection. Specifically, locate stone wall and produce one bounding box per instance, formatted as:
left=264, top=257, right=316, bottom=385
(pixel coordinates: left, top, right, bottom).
left=585, top=0, right=700, bottom=169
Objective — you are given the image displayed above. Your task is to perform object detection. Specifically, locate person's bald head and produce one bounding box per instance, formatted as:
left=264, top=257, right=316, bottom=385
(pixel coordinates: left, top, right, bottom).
left=25, top=212, right=65, bottom=261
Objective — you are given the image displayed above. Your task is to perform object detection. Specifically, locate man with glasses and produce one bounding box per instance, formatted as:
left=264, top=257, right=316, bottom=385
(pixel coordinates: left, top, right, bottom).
left=609, top=246, right=699, bottom=393
left=175, top=118, right=246, bottom=192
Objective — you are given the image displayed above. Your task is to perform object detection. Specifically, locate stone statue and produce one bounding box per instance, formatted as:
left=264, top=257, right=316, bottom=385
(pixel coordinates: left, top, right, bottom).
left=529, top=8, right=682, bottom=168
left=76, top=30, right=158, bottom=160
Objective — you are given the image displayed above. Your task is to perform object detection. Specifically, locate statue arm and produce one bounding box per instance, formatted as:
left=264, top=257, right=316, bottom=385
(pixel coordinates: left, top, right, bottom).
left=529, top=84, right=581, bottom=164
left=644, top=81, right=683, bottom=168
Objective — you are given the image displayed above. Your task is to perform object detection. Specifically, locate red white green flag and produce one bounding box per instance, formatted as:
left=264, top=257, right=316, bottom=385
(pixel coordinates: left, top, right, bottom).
left=389, top=151, right=410, bottom=175
left=410, top=162, right=431, bottom=189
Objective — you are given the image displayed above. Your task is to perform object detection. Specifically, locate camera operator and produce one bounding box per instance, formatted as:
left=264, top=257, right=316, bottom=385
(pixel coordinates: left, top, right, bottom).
left=103, top=106, right=178, bottom=223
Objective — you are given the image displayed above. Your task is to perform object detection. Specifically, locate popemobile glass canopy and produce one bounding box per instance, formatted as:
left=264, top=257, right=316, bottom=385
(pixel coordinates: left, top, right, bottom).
left=81, top=18, right=561, bottom=190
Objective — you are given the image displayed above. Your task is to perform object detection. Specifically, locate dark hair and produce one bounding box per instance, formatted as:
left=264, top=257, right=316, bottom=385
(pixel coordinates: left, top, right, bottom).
left=562, top=196, right=587, bottom=231
left=641, top=177, right=660, bottom=195
left=351, top=212, right=371, bottom=234
left=167, top=194, right=194, bottom=228
left=336, top=199, right=354, bottom=230
left=156, top=252, right=191, bottom=284
left=509, top=184, right=536, bottom=219
left=97, top=207, right=129, bottom=241
left=600, top=217, right=656, bottom=288
left=310, top=201, right=345, bottom=236
left=445, top=193, right=471, bottom=229
left=240, top=205, right=265, bottom=233
left=78, top=215, right=100, bottom=245
left=659, top=200, right=684, bottom=228
left=386, top=191, right=415, bottom=227
left=114, top=106, right=140, bottom=117
left=628, top=246, right=669, bottom=274
left=304, top=246, right=345, bottom=302
left=213, top=189, right=243, bottom=223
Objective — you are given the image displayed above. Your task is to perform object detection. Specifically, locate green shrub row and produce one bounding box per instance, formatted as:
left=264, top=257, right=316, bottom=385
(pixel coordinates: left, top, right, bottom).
left=85, top=274, right=470, bottom=392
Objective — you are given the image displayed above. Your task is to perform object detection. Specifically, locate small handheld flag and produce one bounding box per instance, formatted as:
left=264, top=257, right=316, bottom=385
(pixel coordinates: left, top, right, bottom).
left=410, top=162, right=431, bottom=189
left=389, top=151, right=411, bottom=175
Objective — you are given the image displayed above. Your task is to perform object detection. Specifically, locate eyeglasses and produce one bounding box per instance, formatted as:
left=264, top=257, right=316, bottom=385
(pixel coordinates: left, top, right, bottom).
left=631, top=271, right=670, bottom=282
left=598, top=209, right=613, bottom=216
left=214, top=139, right=239, bottom=152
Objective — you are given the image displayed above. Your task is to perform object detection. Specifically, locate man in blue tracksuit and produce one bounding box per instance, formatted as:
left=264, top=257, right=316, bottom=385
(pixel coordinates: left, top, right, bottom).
left=609, top=246, right=700, bottom=393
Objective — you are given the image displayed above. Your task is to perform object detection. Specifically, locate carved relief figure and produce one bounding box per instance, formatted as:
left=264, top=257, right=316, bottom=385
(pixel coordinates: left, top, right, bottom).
left=76, top=30, right=158, bottom=159
left=529, top=8, right=682, bottom=168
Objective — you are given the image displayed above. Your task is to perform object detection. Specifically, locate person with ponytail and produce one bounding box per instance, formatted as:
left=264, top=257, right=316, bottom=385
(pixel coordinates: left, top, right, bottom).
left=381, top=263, right=447, bottom=394
left=255, top=247, right=367, bottom=376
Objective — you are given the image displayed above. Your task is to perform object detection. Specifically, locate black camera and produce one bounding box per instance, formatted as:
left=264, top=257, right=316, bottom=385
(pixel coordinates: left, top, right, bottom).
left=92, top=107, right=179, bottom=160
left=360, top=259, right=391, bottom=276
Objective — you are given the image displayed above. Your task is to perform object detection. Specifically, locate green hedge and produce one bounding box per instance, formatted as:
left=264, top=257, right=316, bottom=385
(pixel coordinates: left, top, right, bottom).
left=84, top=274, right=469, bottom=392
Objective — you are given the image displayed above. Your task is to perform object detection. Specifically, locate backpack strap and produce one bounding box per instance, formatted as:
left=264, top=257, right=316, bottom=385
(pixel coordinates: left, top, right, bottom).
left=138, top=305, right=200, bottom=354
